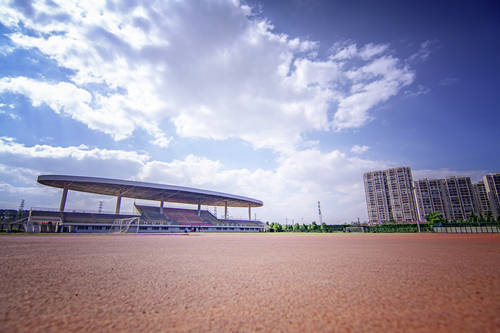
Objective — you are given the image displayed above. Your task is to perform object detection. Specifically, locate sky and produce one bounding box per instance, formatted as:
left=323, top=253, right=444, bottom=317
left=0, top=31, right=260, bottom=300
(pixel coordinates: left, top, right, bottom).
left=0, top=0, right=499, bottom=223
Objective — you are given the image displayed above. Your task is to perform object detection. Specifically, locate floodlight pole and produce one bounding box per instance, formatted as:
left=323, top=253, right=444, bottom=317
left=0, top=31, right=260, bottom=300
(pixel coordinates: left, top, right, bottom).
left=59, top=186, right=68, bottom=212
left=115, top=196, right=122, bottom=214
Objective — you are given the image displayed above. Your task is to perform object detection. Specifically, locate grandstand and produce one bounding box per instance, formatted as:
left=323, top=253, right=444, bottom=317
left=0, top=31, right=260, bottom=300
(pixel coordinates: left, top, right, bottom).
left=26, top=175, right=265, bottom=233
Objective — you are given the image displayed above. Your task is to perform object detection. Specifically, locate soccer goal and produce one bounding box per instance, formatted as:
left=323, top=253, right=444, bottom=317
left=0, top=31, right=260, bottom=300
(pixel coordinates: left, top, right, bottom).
left=109, top=217, right=140, bottom=233
left=345, top=226, right=364, bottom=233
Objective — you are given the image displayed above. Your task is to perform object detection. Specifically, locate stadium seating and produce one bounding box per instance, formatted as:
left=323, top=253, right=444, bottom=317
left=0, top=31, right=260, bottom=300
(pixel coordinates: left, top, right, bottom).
left=134, top=205, right=170, bottom=224
left=199, top=210, right=219, bottom=224
left=164, top=208, right=212, bottom=226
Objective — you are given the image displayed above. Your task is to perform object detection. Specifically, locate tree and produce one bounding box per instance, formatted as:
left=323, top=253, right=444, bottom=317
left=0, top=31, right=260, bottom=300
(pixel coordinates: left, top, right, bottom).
left=466, top=213, right=477, bottom=223
left=485, top=212, right=494, bottom=223
left=310, top=221, right=318, bottom=232
left=320, top=223, right=327, bottom=233
left=293, top=223, right=300, bottom=232
left=425, top=211, right=446, bottom=225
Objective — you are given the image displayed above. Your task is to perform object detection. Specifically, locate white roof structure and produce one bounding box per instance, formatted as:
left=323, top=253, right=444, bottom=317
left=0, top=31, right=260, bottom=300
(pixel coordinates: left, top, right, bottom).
left=38, top=175, right=263, bottom=208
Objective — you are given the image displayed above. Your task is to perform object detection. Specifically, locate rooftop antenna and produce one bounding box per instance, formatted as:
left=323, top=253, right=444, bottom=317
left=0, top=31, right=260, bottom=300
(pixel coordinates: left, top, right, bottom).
left=318, top=201, right=323, bottom=225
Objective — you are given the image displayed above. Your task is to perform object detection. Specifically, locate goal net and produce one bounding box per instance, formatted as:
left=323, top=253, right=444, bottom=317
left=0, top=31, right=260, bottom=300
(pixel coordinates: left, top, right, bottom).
left=109, top=217, right=140, bottom=233
left=345, top=226, right=364, bottom=233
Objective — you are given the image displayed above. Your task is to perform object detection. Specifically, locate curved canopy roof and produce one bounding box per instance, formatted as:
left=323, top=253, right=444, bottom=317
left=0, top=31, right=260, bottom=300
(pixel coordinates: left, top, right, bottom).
left=38, top=175, right=263, bottom=208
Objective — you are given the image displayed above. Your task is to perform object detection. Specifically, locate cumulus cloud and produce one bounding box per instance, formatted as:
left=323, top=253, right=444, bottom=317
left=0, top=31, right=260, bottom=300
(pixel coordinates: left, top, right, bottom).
left=1, top=0, right=414, bottom=151
left=0, top=136, right=149, bottom=163
left=0, top=76, right=172, bottom=147
left=0, top=1, right=424, bottom=221
left=0, top=137, right=390, bottom=222
left=351, top=145, right=369, bottom=154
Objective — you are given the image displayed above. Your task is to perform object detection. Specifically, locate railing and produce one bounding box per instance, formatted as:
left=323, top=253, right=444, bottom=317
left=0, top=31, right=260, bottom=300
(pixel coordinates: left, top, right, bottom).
left=30, top=207, right=138, bottom=216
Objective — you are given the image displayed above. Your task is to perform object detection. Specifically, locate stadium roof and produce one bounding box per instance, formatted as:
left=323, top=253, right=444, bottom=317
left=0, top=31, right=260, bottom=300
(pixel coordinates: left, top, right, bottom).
left=37, top=175, right=263, bottom=207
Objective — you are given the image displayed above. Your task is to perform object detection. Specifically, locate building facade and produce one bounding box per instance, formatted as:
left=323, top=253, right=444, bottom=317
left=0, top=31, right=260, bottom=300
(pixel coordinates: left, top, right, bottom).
left=473, top=182, right=492, bottom=218
left=443, top=176, right=478, bottom=221
left=366, top=169, right=500, bottom=223
left=414, top=176, right=478, bottom=222
left=483, top=173, right=500, bottom=219
left=414, top=178, right=448, bottom=222
left=364, top=167, right=418, bottom=224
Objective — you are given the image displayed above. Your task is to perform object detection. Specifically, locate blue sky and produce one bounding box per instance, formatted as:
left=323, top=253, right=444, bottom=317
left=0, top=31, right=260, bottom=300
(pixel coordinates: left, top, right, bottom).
left=0, top=0, right=498, bottom=223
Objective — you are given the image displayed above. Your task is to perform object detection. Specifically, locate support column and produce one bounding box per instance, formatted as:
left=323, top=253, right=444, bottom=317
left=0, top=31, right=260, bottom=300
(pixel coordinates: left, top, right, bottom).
left=197, top=199, right=201, bottom=216
left=115, top=196, right=122, bottom=214
left=59, top=187, right=68, bottom=212
left=160, top=201, right=164, bottom=215
left=224, top=201, right=228, bottom=220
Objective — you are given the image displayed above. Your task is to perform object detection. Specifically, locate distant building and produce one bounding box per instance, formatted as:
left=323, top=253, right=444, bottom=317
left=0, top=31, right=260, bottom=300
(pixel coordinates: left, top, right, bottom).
left=473, top=182, right=492, bottom=218
left=414, top=178, right=448, bottom=222
left=363, top=167, right=418, bottom=224
left=483, top=173, right=500, bottom=219
left=414, top=176, right=478, bottom=222
left=443, top=176, right=478, bottom=221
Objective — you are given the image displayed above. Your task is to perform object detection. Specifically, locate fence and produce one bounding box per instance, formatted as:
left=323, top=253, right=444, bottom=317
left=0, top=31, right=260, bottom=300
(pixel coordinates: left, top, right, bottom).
left=433, top=224, right=499, bottom=233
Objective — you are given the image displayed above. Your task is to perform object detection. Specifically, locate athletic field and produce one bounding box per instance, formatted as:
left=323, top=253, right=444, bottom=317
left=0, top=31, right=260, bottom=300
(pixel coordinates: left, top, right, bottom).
left=1, top=233, right=499, bottom=332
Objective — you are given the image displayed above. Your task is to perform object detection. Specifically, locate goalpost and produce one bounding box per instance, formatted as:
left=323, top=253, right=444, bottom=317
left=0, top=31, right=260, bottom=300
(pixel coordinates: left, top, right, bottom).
left=109, top=217, right=140, bottom=233
left=345, top=226, right=364, bottom=233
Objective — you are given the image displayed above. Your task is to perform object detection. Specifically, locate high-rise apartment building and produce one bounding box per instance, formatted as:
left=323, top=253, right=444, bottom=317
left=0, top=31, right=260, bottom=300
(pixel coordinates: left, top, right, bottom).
left=364, top=170, right=391, bottom=223
left=414, top=178, right=448, bottom=221
left=484, top=173, right=500, bottom=218
left=365, top=168, right=500, bottom=223
left=473, top=182, right=492, bottom=217
left=364, top=167, right=418, bottom=224
left=444, top=176, right=477, bottom=221
left=414, top=176, right=477, bottom=222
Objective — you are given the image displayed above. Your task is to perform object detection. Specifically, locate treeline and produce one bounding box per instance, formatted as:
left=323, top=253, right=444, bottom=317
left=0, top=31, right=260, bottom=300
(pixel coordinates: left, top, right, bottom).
left=266, top=222, right=345, bottom=233
left=425, top=211, right=500, bottom=226
left=266, top=211, right=500, bottom=233
left=265, top=222, right=432, bottom=233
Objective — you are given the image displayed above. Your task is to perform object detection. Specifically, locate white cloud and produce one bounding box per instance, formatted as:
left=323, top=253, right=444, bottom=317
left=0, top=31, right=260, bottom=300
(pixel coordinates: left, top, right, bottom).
left=408, top=40, right=438, bottom=63
left=137, top=147, right=391, bottom=222
left=413, top=168, right=489, bottom=183
left=0, top=1, right=425, bottom=221
left=0, top=77, right=171, bottom=145
left=0, top=137, right=391, bottom=222
left=0, top=136, right=149, bottom=163
left=351, top=145, right=369, bottom=154
left=403, top=84, right=430, bottom=98
left=1, top=0, right=414, bottom=152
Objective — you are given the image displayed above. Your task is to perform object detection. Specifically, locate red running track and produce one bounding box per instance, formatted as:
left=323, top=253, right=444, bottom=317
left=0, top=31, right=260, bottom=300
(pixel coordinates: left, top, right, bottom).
left=0, top=233, right=499, bottom=332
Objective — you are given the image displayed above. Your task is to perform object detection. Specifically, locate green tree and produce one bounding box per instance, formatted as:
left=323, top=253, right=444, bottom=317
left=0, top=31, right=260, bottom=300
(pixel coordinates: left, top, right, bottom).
left=425, top=211, right=446, bottom=224
left=293, top=223, right=300, bottom=232
left=466, top=213, right=477, bottom=223
left=310, top=221, right=318, bottom=232
left=320, top=222, right=327, bottom=233
left=485, top=212, right=494, bottom=223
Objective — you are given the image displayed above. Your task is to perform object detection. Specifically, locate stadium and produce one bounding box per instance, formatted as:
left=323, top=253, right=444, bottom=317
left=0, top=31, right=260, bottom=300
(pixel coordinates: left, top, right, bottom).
left=25, top=175, right=265, bottom=233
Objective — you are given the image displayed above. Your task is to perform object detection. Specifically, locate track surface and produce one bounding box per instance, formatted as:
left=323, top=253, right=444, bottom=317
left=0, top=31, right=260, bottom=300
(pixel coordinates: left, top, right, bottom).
left=1, top=233, right=499, bottom=332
